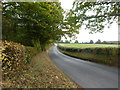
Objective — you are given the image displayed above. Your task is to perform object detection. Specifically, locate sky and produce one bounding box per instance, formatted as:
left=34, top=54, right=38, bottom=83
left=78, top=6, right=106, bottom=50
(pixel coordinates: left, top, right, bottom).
left=59, top=0, right=119, bottom=43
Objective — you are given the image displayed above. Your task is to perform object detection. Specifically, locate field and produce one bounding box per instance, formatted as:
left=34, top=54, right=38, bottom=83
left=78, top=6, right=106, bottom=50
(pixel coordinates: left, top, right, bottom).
left=59, top=43, right=118, bottom=48
left=58, top=43, right=119, bottom=67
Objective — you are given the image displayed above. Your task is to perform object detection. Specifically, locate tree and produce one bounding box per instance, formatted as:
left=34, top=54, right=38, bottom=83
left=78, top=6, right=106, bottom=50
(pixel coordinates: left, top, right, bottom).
left=90, top=40, right=94, bottom=44
left=96, top=39, right=101, bottom=44
left=75, top=40, right=79, bottom=43
left=65, top=1, right=119, bottom=33
left=2, top=2, right=64, bottom=50
left=65, top=40, right=70, bottom=43
left=102, top=41, right=107, bottom=44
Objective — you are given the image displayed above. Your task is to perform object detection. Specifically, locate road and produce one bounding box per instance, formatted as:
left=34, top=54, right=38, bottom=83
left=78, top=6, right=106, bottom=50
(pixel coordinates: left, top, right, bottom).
left=48, top=46, right=119, bottom=89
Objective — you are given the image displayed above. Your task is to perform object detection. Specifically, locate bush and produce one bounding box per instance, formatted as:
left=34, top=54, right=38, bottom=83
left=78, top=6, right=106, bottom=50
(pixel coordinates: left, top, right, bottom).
left=0, top=40, right=29, bottom=77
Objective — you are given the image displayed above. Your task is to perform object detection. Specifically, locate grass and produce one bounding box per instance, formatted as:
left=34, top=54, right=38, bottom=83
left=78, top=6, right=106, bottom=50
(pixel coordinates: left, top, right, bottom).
left=59, top=49, right=118, bottom=66
left=59, top=43, right=118, bottom=48
left=27, top=46, right=39, bottom=56
left=58, top=43, right=119, bottom=67
left=2, top=46, right=81, bottom=88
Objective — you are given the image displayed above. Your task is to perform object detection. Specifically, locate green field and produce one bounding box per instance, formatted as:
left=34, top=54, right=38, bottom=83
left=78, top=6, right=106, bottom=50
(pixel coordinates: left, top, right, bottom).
left=59, top=43, right=118, bottom=48
left=58, top=43, right=119, bottom=67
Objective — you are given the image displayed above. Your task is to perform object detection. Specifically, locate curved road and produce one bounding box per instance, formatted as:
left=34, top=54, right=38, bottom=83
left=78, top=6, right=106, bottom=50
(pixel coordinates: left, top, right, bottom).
left=48, top=46, right=119, bottom=89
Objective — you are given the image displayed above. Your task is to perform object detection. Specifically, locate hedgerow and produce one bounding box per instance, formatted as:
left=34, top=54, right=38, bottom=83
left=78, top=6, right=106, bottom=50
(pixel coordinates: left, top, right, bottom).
left=58, top=45, right=119, bottom=67
left=0, top=40, right=30, bottom=78
left=58, top=46, right=119, bottom=56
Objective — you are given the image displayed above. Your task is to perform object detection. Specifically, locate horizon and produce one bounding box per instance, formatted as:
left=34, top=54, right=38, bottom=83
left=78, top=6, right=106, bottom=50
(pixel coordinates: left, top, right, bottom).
left=59, top=0, right=119, bottom=43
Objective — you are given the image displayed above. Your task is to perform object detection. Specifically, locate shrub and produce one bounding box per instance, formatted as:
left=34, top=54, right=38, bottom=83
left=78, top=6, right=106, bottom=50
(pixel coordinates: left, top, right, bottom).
left=0, top=40, right=29, bottom=77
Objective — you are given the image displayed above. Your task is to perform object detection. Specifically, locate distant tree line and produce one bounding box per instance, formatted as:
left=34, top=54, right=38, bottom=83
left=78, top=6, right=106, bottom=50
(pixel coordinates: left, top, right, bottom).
left=59, top=39, right=120, bottom=44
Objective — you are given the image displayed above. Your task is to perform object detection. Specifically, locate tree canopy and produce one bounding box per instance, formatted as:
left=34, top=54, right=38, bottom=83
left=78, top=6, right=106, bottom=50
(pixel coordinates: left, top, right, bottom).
left=2, top=2, right=65, bottom=50
left=90, top=40, right=94, bottom=44
left=75, top=40, right=79, bottom=43
left=2, top=1, right=119, bottom=49
left=65, top=1, right=119, bottom=34
left=96, top=39, right=101, bottom=44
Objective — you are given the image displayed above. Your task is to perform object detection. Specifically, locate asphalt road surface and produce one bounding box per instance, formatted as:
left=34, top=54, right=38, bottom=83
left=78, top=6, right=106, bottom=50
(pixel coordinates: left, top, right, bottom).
left=48, top=46, right=119, bottom=89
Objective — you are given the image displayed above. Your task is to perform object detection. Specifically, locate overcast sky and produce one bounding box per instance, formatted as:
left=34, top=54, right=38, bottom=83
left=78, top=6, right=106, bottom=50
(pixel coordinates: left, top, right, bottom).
left=59, top=0, right=118, bottom=43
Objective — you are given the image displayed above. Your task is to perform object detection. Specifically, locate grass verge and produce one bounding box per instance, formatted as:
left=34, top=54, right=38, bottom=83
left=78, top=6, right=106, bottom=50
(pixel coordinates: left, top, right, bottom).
left=2, top=46, right=82, bottom=88
left=58, top=47, right=119, bottom=67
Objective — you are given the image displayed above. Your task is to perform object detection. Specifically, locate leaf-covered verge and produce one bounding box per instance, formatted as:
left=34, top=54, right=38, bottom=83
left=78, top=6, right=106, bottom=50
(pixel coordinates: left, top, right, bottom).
left=1, top=41, right=81, bottom=88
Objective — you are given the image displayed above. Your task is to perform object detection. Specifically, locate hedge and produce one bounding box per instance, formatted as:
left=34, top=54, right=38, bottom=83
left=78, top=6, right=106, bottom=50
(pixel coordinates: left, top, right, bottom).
left=58, top=46, right=119, bottom=56
left=0, top=40, right=30, bottom=78
left=57, top=45, right=119, bottom=67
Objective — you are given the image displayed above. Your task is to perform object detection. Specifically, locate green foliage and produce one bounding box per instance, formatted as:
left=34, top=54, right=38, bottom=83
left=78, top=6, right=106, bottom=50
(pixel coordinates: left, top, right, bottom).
left=74, top=40, right=79, bottom=43
left=2, top=2, right=64, bottom=50
left=102, top=41, right=107, bottom=44
left=65, top=1, right=119, bottom=33
left=32, top=40, right=41, bottom=51
left=58, top=44, right=119, bottom=67
left=65, top=40, right=70, bottom=43
left=26, top=55, right=30, bottom=64
left=95, top=39, right=101, bottom=44
left=58, top=45, right=119, bottom=56
left=90, top=40, right=94, bottom=44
